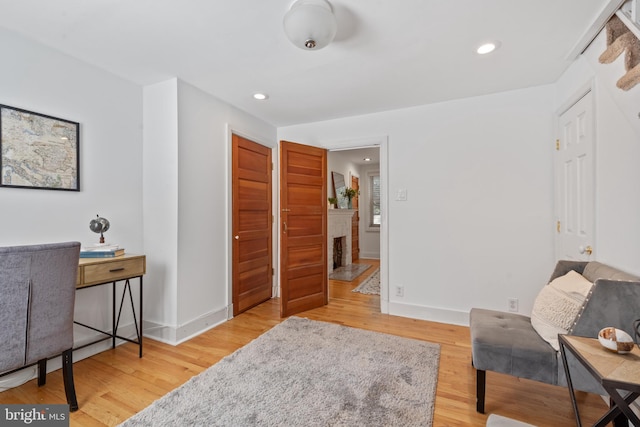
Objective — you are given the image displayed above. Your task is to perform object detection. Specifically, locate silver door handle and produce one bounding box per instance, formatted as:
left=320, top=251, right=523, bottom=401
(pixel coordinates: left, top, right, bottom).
left=234, top=235, right=239, bottom=240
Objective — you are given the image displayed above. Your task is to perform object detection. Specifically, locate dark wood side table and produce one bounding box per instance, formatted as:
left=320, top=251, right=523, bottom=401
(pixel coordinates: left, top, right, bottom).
left=559, top=334, right=640, bottom=427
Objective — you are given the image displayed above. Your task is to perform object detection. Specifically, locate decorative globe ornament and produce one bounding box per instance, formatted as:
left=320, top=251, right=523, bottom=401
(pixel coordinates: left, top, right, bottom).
left=89, top=215, right=110, bottom=244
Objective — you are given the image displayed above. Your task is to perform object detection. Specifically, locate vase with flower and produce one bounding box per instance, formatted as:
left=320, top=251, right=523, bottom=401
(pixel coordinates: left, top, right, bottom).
left=342, top=187, right=359, bottom=209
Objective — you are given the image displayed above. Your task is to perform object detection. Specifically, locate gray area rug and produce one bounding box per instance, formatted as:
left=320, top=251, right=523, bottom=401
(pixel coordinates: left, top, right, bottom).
left=328, top=263, right=371, bottom=281
left=352, top=268, right=380, bottom=295
left=120, top=317, right=440, bottom=427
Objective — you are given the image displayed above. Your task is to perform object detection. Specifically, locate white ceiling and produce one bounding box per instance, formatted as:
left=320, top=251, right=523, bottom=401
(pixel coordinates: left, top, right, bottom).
left=0, top=0, right=608, bottom=126
left=332, top=146, right=380, bottom=166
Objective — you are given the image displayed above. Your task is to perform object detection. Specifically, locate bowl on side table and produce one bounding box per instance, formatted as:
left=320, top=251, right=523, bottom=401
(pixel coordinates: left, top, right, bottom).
left=598, top=327, right=635, bottom=354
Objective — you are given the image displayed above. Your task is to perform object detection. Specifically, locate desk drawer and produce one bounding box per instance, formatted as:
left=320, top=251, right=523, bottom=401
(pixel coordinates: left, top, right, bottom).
left=83, top=257, right=145, bottom=285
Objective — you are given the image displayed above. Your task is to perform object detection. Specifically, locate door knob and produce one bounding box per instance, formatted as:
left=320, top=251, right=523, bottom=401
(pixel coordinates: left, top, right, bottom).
left=579, top=245, right=593, bottom=255
left=234, top=235, right=239, bottom=240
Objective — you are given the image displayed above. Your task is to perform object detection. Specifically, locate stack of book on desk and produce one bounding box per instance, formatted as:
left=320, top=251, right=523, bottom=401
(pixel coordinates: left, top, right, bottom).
left=80, top=244, right=125, bottom=258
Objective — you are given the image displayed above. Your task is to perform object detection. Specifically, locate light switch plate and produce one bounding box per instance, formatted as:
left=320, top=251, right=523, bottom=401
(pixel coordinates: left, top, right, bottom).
left=396, top=189, right=407, bottom=201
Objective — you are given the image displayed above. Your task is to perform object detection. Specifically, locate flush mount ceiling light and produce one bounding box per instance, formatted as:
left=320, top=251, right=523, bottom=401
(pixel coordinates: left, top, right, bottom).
left=253, top=92, right=269, bottom=100
left=477, top=41, right=501, bottom=55
left=283, top=0, right=337, bottom=50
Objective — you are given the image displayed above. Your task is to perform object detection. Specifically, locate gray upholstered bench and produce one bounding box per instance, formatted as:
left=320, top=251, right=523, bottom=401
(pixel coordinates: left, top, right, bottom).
left=470, top=260, right=640, bottom=413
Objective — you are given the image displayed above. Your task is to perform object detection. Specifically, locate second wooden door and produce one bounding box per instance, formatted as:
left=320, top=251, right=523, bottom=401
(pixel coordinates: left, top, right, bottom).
left=279, top=140, right=327, bottom=317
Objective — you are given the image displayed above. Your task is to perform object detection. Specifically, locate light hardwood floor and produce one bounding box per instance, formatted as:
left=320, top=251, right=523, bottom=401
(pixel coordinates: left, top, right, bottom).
left=0, top=259, right=608, bottom=426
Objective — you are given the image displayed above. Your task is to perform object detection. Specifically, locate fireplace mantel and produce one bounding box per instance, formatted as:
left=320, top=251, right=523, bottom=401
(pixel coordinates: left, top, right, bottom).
left=328, top=208, right=357, bottom=216
left=328, top=209, right=357, bottom=274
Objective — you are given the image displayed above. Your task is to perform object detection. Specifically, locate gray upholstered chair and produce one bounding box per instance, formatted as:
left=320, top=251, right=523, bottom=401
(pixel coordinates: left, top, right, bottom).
left=0, top=242, right=81, bottom=411
left=470, top=260, right=640, bottom=414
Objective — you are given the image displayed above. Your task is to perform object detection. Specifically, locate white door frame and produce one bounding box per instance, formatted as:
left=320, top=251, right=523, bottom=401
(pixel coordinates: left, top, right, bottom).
left=322, top=135, right=389, bottom=313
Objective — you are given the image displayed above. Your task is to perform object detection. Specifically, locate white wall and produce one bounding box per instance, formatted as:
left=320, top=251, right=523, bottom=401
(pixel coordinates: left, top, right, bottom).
left=279, top=27, right=640, bottom=326
left=143, top=79, right=276, bottom=344
left=0, top=27, right=279, bottom=357
left=279, top=85, right=556, bottom=325
left=556, top=31, right=640, bottom=276
left=2, top=14, right=638, bottom=353
left=327, top=151, right=358, bottom=196
left=0, top=28, right=143, bottom=346
left=327, top=151, right=359, bottom=202
left=142, top=79, right=180, bottom=332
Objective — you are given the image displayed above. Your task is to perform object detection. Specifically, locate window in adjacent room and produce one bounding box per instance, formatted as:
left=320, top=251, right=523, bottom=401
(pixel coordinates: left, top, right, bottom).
left=368, top=170, right=380, bottom=230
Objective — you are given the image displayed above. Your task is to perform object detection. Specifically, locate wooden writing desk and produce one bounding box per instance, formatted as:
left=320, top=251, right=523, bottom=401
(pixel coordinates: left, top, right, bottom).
left=75, top=254, right=146, bottom=357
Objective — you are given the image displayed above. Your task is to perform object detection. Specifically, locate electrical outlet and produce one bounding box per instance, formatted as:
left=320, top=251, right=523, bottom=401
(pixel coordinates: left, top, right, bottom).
left=396, top=189, right=408, bottom=201
left=508, top=297, right=519, bottom=312
left=395, top=285, right=404, bottom=297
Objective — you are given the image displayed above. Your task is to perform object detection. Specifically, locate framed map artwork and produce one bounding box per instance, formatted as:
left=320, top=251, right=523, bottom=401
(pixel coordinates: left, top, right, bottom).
left=0, top=104, right=79, bottom=191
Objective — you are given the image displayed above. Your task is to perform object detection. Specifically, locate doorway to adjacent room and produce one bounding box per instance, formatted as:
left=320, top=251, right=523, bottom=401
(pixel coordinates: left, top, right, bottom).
left=327, top=145, right=382, bottom=310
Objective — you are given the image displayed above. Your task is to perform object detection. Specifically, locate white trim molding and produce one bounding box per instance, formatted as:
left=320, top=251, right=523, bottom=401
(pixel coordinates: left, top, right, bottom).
left=566, top=0, right=627, bottom=60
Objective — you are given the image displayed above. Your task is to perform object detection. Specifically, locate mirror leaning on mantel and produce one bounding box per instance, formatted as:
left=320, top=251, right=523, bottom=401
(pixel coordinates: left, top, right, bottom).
left=332, top=171, right=348, bottom=209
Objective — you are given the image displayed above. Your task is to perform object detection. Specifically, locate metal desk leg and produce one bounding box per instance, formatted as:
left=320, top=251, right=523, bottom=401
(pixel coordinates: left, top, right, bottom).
left=139, top=276, right=143, bottom=358
left=114, top=279, right=143, bottom=356
left=559, top=340, right=582, bottom=427
left=112, top=280, right=117, bottom=349
left=605, top=389, right=640, bottom=427
left=73, top=273, right=144, bottom=357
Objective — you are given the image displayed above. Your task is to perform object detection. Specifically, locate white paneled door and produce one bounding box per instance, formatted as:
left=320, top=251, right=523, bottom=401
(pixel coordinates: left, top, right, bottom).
left=555, top=91, right=595, bottom=261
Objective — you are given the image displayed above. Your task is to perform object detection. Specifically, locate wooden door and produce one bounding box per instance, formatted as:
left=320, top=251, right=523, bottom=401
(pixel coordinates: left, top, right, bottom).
left=280, top=140, right=327, bottom=317
left=555, top=91, right=595, bottom=261
left=351, top=176, right=359, bottom=262
left=351, top=176, right=359, bottom=209
left=232, top=134, right=272, bottom=316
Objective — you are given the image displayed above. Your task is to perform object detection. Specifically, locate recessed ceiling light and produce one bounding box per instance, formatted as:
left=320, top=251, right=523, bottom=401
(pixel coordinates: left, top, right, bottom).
left=477, top=41, right=501, bottom=55
left=363, top=158, right=371, bottom=162
left=253, top=93, right=269, bottom=100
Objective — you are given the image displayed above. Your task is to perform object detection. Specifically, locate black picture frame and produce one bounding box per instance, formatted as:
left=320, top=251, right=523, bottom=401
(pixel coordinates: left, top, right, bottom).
left=0, top=104, right=80, bottom=191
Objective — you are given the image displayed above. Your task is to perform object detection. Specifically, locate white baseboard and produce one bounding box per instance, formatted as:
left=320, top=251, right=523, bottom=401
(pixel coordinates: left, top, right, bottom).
left=388, top=301, right=469, bottom=326
left=0, top=308, right=230, bottom=393
left=380, top=299, right=389, bottom=314
left=0, top=367, right=36, bottom=392
left=0, top=322, right=139, bottom=391
left=0, top=306, right=230, bottom=391
left=143, top=306, right=228, bottom=345
left=359, top=253, right=380, bottom=259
